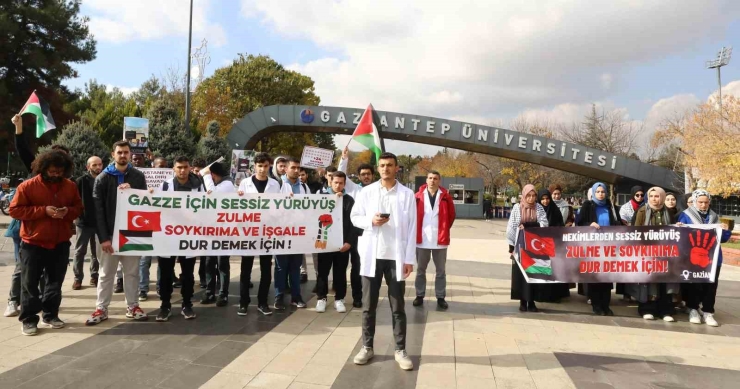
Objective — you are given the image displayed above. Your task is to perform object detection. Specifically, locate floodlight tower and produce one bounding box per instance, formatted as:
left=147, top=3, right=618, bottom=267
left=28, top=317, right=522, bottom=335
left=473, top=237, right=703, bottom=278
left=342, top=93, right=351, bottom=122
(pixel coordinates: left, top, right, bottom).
left=705, top=46, right=732, bottom=110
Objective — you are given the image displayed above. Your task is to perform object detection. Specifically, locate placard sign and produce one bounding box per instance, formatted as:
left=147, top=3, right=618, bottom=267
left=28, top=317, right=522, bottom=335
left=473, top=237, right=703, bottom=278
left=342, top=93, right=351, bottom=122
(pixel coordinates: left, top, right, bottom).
left=300, top=146, right=335, bottom=169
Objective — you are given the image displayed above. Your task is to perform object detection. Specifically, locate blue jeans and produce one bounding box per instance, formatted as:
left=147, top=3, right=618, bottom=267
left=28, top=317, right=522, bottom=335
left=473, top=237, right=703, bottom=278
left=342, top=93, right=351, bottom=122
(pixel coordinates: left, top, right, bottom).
left=138, top=256, right=155, bottom=293
left=7, top=237, right=21, bottom=303
left=275, top=254, right=302, bottom=301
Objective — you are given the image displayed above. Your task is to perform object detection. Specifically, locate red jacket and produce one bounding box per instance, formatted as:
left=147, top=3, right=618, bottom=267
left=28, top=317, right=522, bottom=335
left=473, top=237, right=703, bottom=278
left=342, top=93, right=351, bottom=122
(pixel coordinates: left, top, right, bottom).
left=9, top=175, right=82, bottom=249
left=415, top=185, right=456, bottom=246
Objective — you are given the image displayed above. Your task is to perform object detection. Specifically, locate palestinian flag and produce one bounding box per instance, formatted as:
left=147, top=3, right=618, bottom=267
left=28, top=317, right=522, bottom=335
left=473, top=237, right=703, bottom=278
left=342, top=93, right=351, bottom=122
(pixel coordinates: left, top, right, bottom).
left=119, top=230, right=154, bottom=252
left=520, top=249, right=553, bottom=276
left=351, top=104, right=383, bottom=163
left=20, top=92, right=56, bottom=138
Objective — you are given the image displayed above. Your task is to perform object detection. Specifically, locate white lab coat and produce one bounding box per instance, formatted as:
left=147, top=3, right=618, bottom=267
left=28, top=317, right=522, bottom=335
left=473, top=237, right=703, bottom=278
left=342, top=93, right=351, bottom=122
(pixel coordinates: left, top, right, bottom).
left=238, top=176, right=281, bottom=194
left=350, top=180, right=417, bottom=278
left=418, top=190, right=446, bottom=249
left=279, top=178, right=308, bottom=195
left=202, top=175, right=236, bottom=193
left=338, top=157, right=362, bottom=199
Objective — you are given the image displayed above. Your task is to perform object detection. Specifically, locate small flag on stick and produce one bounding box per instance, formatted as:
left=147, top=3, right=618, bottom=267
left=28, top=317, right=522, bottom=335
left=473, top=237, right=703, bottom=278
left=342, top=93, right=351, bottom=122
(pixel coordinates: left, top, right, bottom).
left=20, top=91, right=56, bottom=138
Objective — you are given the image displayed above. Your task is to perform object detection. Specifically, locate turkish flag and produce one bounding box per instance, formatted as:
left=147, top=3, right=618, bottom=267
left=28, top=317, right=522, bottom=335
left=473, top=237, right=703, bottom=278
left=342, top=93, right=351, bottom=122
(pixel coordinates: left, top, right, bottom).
left=128, top=211, right=162, bottom=232
left=525, top=231, right=555, bottom=257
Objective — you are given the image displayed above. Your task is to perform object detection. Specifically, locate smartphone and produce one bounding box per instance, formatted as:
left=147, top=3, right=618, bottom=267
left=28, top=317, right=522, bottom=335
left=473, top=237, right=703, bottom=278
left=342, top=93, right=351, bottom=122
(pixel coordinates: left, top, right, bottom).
left=379, top=213, right=390, bottom=219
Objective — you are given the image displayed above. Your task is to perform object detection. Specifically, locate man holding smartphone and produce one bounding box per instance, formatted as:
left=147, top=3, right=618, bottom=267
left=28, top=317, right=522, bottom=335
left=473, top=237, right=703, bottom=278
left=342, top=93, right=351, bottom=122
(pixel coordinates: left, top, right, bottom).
left=350, top=152, right=416, bottom=371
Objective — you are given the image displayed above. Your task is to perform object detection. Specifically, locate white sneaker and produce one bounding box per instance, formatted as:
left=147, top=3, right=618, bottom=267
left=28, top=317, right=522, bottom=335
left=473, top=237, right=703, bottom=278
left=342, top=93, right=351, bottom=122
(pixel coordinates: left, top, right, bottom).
left=642, top=314, right=655, bottom=320
left=395, top=349, right=414, bottom=370
left=353, top=346, right=374, bottom=365
left=662, top=315, right=675, bottom=322
left=335, top=299, right=347, bottom=313
left=704, top=313, right=719, bottom=327
left=689, top=309, right=702, bottom=324
left=316, top=299, right=327, bottom=313
left=4, top=301, right=20, bottom=317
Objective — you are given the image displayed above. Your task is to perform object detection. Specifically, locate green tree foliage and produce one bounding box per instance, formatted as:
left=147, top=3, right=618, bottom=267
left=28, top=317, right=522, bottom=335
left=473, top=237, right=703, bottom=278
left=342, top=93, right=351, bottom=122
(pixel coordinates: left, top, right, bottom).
left=0, top=0, right=96, bottom=159
left=148, top=118, right=196, bottom=165
left=197, top=121, right=231, bottom=165
left=192, top=54, right=333, bottom=155
left=66, top=80, right=140, bottom=145
left=38, top=121, right=109, bottom=178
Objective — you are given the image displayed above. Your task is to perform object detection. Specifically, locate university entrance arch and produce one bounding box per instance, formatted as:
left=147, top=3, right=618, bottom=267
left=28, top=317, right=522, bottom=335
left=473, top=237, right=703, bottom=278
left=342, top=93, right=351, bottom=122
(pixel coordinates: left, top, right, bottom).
left=226, top=105, right=680, bottom=189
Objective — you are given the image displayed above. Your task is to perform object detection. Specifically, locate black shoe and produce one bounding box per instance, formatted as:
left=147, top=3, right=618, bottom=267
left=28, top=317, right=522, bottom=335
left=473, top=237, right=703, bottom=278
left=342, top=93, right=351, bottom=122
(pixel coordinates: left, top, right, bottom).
left=21, top=321, right=38, bottom=336
left=114, top=279, right=123, bottom=293
left=413, top=296, right=424, bottom=307
left=173, top=280, right=182, bottom=288
left=593, top=307, right=605, bottom=316
left=527, top=303, right=539, bottom=313
left=300, top=273, right=308, bottom=284
left=237, top=306, right=248, bottom=316
left=156, top=308, right=171, bottom=322
left=258, top=304, right=273, bottom=316
left=604, top=308, right=614, bottom=316
left=352, top=300, right=362, bottom=309
left=138, top=291, right=148, bottom=302
left=199, top=281, right=206, bottom=289
left=181, top=306, right=196, bottom=319
left=156, top=289, right=160, bottom=297
left=437, top=298, right=449, bottom=310
left=249, top=282, right=254, bottom=289
left=519, top=304, right=528, bottom=312
left=41, top=317, right=65, bottom=329
left=216, top=296, right=228, bottom=307
left=292, top=298, right=307, bottom=308
left=274, top=297, right=286, bottom=311
left=200, top=295, right=216, bottom=304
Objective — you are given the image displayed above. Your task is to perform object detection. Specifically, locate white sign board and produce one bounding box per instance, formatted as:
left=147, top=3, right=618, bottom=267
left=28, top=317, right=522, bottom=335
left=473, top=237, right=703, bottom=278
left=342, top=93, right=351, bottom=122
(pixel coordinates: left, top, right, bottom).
left=137, top=168, right=174, bottom=190
left=300, top=146, right=335, bottom=169
left=112, top=190, right=343, bottom=256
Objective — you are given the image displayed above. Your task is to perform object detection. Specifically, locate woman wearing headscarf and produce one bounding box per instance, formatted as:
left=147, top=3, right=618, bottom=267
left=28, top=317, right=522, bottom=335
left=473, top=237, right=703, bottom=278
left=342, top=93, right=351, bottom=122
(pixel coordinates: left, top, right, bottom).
left=619, top=185, right=645, bottom=225
left=627, top=187, right=678, bottom=322
left=678, top=190, right=732, bottom=327
left=537, top=189, right=571, bottom=302
left=577, top=182, right=620, bottom=315
left=548, top=184, right=575, bottom=226
left=507, top=184, right=548, bottom=312
left=665, top=192, right=679, bottom=219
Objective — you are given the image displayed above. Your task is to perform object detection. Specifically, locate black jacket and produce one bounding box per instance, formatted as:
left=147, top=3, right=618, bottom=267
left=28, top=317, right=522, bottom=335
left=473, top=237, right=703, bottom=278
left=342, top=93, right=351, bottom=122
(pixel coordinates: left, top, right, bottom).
left=576, top=200, right=619, bottom=227
left=75, top=173, right=97, bottom=227
left=93, top=167, right=148, bottom=243
left=341, top=194, right=360, bottom=248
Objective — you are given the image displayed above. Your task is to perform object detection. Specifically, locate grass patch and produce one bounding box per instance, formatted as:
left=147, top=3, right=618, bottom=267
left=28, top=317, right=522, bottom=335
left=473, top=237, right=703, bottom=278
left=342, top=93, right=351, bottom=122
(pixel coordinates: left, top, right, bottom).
left=722, top=241, right=740, bottom=250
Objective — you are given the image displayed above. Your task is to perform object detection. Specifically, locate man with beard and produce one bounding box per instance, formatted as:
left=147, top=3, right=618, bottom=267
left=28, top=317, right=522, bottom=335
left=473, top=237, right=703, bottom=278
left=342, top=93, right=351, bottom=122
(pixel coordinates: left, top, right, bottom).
left=10, top=150, right=82, bottom=335
left=86, top=141, right=149, bottom=326
left=199, top=162, right=236, bottom=307
left=71, top=156, right=103, bottom=290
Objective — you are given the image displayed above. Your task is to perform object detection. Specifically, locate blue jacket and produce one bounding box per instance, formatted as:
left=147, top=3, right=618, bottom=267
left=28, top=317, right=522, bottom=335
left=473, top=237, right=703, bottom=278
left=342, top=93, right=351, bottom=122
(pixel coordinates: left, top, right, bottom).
left=677, top=212, right=732, bottom=265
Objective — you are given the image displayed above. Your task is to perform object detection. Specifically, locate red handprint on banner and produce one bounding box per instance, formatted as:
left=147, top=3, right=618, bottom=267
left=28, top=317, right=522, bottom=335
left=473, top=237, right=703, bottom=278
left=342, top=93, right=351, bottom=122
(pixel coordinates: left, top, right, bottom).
left=688, top=229, right=717, bottom=268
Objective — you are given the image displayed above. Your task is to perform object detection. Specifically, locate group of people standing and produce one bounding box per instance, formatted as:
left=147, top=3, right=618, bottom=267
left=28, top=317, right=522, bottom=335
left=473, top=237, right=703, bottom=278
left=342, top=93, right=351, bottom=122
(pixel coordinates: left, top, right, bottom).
left=3, top=114, right=459, bottom=372
left=507, top=181, right=731, bottom=326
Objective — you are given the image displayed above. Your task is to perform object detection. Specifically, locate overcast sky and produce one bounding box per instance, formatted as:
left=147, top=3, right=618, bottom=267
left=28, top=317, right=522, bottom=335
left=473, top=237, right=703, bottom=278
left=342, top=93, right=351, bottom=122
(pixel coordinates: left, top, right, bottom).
left=69, top=0, right=740, bottom=157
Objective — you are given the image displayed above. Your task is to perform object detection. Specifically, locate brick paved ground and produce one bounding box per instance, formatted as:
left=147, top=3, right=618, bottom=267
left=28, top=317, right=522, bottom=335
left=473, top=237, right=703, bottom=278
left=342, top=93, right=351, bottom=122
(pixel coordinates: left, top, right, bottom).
left=1, top=219, right=740, bottom=388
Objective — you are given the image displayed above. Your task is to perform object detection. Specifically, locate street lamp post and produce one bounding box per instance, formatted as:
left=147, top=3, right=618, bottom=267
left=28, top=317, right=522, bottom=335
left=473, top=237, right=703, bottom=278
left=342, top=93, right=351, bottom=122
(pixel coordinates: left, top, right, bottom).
left=184, top=0, right=194, bottom=132
left=705, top=46, right=733, bottom=110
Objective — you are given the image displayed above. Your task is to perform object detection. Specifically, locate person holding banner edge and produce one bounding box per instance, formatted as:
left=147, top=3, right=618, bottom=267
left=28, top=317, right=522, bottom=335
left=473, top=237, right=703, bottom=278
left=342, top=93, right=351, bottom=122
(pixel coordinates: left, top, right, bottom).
left=86, top=140, right=149, bottom=326
left=507, top=184, right=549, bottom=313
left=536, top=189, right=571, bottom=302
left=628, top=187, right=679, bottom=322
left=576, top=182, right=620, bottom=316
left=678, top=190, right=732, bottom=327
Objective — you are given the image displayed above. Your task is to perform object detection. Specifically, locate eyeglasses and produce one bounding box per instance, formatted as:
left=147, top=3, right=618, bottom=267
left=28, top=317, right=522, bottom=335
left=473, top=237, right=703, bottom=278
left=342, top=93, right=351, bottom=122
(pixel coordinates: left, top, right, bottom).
left=635, top=194, right=644, bottom=198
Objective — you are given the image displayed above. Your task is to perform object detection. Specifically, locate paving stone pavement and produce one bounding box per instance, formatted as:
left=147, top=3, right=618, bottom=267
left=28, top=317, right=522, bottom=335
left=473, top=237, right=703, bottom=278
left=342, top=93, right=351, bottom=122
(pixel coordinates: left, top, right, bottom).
left=1, top=219, right=740, bottom=388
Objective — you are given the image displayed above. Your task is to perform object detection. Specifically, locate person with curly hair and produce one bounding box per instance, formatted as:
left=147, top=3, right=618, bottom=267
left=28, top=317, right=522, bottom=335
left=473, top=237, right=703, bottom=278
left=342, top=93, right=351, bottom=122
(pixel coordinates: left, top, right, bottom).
left=9, top=149, right=83, bottom=336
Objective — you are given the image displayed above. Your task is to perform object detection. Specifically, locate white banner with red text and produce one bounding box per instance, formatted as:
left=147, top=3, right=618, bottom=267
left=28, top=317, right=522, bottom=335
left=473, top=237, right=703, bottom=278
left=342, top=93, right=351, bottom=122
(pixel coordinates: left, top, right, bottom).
left=112, top=189, right=343, bottom=256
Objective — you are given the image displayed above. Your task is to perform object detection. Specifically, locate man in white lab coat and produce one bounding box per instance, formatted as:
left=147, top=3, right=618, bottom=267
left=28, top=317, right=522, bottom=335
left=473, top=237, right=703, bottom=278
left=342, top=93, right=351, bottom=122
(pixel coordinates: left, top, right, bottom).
left=199, top=162, right=236, bottom=307
left=350, top=152, right=416, bottom=371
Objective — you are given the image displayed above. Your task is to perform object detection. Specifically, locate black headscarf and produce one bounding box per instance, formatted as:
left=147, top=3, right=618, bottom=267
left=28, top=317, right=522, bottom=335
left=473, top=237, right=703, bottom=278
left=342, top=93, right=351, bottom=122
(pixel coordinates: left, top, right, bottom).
left=538, top=189, right=565, bottom=227
left=629, top=185, right=644, bottom=210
